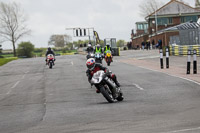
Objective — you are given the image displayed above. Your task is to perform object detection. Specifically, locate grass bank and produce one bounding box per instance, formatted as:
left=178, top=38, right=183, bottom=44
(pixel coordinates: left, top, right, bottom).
left=0, top=57, right=18, bottom=66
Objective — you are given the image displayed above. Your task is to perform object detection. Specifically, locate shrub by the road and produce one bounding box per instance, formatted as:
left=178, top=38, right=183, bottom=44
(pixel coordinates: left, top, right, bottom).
left=17, top=42, right=34, bottom=58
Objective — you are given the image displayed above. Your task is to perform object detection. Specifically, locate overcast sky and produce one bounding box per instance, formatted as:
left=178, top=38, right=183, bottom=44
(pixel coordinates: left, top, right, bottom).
left=0, top=0, right=195, bottom=49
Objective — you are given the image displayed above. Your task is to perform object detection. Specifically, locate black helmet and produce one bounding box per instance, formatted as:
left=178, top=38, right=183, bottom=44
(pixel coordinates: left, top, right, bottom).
left=48, top=47, right=51, bottom=51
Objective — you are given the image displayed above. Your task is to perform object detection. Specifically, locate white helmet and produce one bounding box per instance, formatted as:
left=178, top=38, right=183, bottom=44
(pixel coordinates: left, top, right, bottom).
left=86, top=58, right=96, bottom=70
left=88, top=44, right=91, bottom=47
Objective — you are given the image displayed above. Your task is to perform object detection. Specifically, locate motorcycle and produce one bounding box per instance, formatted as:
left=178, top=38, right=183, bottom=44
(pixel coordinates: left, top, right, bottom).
left=94, top=52, right=103, bottom=64
left=47, top=54, right=55, bottom=69
left=105, top=51, right=112, bottom=66
left=91, top=70, right=124, bottom=103
left=86, top=52, right=95, bottom=59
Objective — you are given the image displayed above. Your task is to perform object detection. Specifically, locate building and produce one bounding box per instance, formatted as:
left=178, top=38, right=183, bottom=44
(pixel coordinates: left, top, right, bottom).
left=131, top=0, right=200, bottom=49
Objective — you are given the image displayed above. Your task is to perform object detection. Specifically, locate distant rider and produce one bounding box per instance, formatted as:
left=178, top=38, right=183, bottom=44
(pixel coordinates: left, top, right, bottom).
left=86, top=44, right=94, bottom=54
left=104, top=44, right=113, bottom=61
left=86, top=58, right=120, bottom=95
left=104, top=44, right=112, bottom=55
left=95, top=44, right=103, bottom=54
left=45, top=47, right=55, bottom=65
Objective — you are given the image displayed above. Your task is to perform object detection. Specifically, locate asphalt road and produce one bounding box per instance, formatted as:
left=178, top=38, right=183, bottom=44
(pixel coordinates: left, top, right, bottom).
left=0, top=52, right=200, bottom=133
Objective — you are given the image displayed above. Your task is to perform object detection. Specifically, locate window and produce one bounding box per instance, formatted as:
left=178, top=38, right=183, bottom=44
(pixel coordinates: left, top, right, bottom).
left=157, top=18, right=168, bottom=25
left=137, top=24, right=143, bottom=30
left=181, top=16, right=198, bottom=23
left=157, top=17, right=173, bottom=25
left=168, top=18, right=173, bottom=24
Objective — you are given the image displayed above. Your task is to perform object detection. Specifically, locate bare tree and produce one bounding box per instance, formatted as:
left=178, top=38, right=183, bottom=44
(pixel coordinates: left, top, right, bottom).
left=139, top=0, right=164, bottom=18
left=0, top=2, right=31, bottom=56
left=48, top=34, right=72, bottom=47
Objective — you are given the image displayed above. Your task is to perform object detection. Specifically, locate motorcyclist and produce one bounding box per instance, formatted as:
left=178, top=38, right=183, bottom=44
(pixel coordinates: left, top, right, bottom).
left=45, top=47, right=55, bottom=65
left=104, top=44, right=112, bottom=55
left=95, top=44, right=103, bottom=54
left=86, top=43, right=94, bottom=54
left=104, top=44, right=113, bottom=62
left=86, top=58, right=120, bottom=96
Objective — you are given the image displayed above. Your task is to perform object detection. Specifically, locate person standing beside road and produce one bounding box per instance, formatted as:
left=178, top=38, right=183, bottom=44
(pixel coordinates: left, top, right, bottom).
left=152, top=39, right=155, bottom=49
left=158, top=39, right=162, bottom=49
left=141, top=41, right=145, bottom=50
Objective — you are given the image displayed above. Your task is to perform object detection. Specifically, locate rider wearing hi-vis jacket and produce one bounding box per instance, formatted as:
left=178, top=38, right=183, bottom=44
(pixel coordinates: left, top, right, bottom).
left=95, top=44, right=103, bottom=54
left=104, top=44, right=113, bottom=62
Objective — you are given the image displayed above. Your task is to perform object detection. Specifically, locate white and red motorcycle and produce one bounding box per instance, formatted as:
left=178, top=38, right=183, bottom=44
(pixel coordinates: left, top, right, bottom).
left=46, top=54, right=55, bottom=69
left=91, top=70, right=124, bottom=103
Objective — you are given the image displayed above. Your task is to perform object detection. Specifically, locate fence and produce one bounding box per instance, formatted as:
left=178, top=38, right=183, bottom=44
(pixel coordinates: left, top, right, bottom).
left=169, top=45, right=200, bottom=56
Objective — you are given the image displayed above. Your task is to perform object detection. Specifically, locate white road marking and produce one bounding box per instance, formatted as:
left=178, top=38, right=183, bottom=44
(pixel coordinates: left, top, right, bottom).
left=22, top=74, right=25, bottom=79
left=25, top=71, right=29, bottom=74
left=161, top=126, right=200, bottom=133
left=7, top=81, right=20, bottom=94
left=71, top=61, right=74, bottom=66
left=132, top=83, right=144, bottom=90
left=11, top=81, right=20, bottom=89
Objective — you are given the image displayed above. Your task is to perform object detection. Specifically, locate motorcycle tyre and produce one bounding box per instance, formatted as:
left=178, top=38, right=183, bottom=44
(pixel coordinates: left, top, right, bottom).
left=116, top=91, right=124, bottom=101
left=100, top=87, right=115, bottom=103
left=49, top=62, right=53, bottom=69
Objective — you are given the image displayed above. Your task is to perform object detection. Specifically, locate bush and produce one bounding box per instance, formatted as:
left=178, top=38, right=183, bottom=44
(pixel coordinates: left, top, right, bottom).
left=17, top=42, right=34, bottom=58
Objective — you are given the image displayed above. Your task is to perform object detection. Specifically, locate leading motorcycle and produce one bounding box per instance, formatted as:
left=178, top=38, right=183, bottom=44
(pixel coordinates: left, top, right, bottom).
left=91, top=70, right=124, bottom=103
left=47, top=54, right=55, bottom=69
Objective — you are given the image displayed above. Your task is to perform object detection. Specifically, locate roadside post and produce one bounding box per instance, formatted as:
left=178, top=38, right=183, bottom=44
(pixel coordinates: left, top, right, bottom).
left=186, top=50, right=191, bottom=74
left=160, top=48, right=164, bottom=69
left=166, top=47, right=169, bottom=69
left=193, top=49, right=197, bottom=74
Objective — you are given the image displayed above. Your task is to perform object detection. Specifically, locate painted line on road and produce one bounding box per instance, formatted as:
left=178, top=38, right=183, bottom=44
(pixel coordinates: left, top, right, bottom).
left=132, top=83, right=144, bottom=90
left=71, top=61, right=74, bottom=66
left=25, top=71, right=29, bottom=74
left=7, top=81, right=20, bottom=94
left=22, top=74, right=25, bottom=79
left=11, top=81, right=20, bottom=89
left=137, top=66, right=200, bottom=86
left=161, top=126, right=200, bottom=133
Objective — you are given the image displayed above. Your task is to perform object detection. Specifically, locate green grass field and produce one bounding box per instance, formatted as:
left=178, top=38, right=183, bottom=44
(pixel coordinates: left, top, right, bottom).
left=0, top=57, right=18, bottom=66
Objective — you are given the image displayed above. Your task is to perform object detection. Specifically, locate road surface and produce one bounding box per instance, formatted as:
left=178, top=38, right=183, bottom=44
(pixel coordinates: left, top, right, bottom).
left=0, top=51, right=200, bottom=133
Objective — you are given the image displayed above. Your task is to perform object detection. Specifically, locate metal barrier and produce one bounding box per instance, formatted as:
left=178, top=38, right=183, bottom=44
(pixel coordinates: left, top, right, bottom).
left=169, top=45, right=200, bottom=56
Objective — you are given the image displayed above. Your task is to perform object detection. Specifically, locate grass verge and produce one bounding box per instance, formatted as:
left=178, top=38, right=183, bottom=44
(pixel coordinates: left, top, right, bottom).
left=0, top=57, right=18, bottom=66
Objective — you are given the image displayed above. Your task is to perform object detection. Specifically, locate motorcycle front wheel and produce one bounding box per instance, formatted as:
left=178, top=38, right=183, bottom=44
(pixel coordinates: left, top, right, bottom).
left=49, top=62, right=53, bottom=69
left=100, top=86, right=115, bottom=103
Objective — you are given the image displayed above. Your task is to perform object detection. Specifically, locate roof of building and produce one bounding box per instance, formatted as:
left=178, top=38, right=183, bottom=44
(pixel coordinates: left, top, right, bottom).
left=157, top=21, right=200, bottom=34
left=136, top=21, right=148, bottom=24
left=146, top=0, right=200, bottom=19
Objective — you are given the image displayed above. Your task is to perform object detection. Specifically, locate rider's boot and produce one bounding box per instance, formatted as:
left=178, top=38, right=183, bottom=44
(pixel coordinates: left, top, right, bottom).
left=111, top=74, right=121, bottom=87
left=96, top=89, right=100, bottom=93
